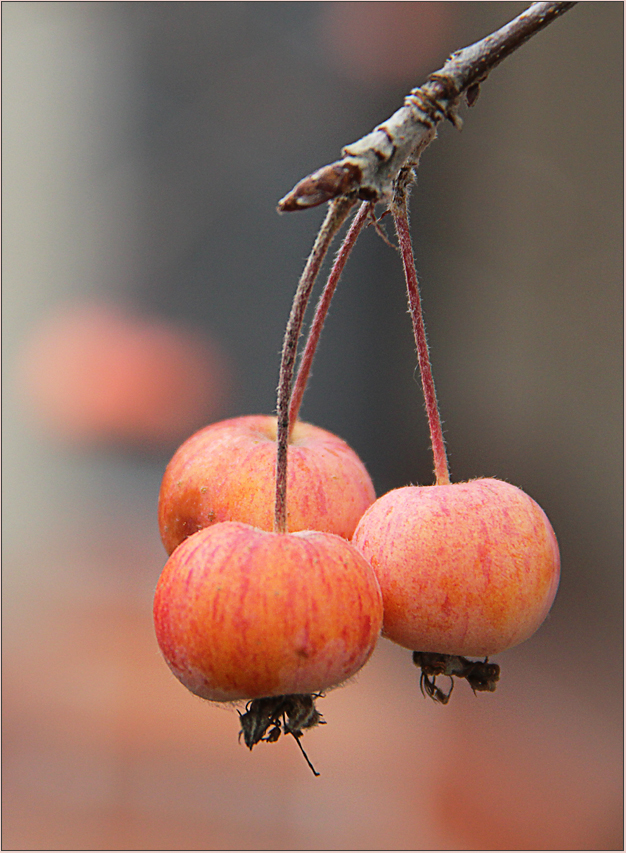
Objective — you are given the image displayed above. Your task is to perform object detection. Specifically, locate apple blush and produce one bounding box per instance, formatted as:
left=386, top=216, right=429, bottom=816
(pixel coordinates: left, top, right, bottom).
left=153, top=520, right=383, bottom=702
left=352, top=478, right=560, bottom=657
left=158, top=414, right=375, bottom=554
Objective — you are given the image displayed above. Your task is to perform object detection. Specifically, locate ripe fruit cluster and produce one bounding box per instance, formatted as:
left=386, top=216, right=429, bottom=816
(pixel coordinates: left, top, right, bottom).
left=154, top=162, right=560, bottom=777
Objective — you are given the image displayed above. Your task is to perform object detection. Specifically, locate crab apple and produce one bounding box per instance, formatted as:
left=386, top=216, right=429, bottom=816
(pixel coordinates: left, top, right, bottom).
left=352, top=478, right=560, bottom=657
left=153, top=520, right=383, bottom=702
left=158, top=414, right=375, bottom=554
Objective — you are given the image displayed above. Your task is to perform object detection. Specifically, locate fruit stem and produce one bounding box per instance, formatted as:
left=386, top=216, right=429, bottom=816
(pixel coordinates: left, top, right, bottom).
left=275, top=197, right=356, bottom=533
left=289, top=201, right=372, bottom=432
left=392, top=180, right=451, bottom=486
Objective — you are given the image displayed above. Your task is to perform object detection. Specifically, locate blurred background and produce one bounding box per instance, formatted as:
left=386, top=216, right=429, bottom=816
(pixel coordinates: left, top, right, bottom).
left=2, top=2, right=622, bottom=849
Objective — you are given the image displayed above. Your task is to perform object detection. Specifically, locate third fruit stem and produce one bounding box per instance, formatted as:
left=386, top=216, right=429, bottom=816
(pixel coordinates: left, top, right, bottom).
left=392, top=179, right=451, bottom=486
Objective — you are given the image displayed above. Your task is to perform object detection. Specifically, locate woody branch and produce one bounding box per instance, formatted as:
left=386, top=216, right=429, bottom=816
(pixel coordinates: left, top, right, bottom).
left=278, top=1, right=576, bottom=214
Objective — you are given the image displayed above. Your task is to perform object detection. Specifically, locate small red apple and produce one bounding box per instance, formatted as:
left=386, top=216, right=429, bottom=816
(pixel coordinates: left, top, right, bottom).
left=158, top=414, right=376, bottom=554
left=153, top=521, right=383, bottom=702
left=352, top=478, right=560, bottom=656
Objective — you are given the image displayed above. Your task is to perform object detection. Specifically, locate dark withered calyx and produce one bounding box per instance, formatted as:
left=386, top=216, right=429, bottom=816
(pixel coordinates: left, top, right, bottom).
left=238, top=693, right=325, bottom=776
left=413, top=651, right=500, bottom=704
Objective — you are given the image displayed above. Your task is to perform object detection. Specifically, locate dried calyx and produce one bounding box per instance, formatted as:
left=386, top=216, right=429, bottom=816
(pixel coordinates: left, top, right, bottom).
left=238, top=693, right=326, bottom=776
left=413, top=652, right=501, bottom=704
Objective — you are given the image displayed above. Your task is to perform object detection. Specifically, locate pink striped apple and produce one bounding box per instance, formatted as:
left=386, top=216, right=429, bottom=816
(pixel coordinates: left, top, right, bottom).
left=352, top=478, right=560, bottom=657
left=158, top=414, right=375, bottom=554
left=153, top=520, right=383, bottom=702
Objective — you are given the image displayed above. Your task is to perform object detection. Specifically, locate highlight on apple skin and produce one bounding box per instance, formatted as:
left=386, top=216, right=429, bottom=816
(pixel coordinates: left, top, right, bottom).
left=158, top=414, right=376, bottom=554
left=153, top=520, right=383, bottom=702
left=352, top=478, right=560, bottom=657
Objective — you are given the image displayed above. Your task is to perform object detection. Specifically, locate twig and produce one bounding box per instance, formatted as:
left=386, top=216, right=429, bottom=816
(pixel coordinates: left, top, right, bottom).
left=278, top=2, right=576, bottom=212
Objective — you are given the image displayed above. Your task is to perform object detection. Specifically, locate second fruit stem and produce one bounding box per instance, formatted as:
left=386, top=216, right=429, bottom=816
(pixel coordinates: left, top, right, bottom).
left=274, top=196, right=355, bottom=534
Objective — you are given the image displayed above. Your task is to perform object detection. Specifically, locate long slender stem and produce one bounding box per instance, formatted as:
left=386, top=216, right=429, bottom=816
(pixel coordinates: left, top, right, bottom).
left=274, top=197, right=356, bottom=533
left=392, top=185, right=450, bottom=486
left=289, top=201, right=372, bottom=432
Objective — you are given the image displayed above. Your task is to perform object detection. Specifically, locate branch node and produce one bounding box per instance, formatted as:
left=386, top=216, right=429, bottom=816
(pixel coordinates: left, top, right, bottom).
left=277, top=2, right=576, bottom=212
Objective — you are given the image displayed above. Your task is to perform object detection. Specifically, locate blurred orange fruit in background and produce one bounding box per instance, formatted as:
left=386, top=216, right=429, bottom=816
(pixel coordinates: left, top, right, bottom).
left=18, top=301, right=231, bottom=448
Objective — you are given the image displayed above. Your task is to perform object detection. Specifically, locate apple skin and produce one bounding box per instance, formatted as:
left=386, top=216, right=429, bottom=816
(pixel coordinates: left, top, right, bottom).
left=352, top=478, right=560, bottom=657
left=158, top=414, right=376, bottom=554
left=153, top=521, right=383, bottom=702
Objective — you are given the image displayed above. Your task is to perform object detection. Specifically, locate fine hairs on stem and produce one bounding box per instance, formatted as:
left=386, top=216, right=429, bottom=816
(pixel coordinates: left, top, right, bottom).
left=392, top=180, right=450, bottom=486
left=274, top=2, right=577, bottom=523
left=277, top=3, right=577, bottom=489
left=274, top=197, right=355, bottom=534
left=289, top=201, right=373, bottom=432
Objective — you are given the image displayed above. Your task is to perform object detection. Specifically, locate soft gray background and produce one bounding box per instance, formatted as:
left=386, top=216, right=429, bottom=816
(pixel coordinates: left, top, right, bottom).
left=3, top=3, right=623, bottom=849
